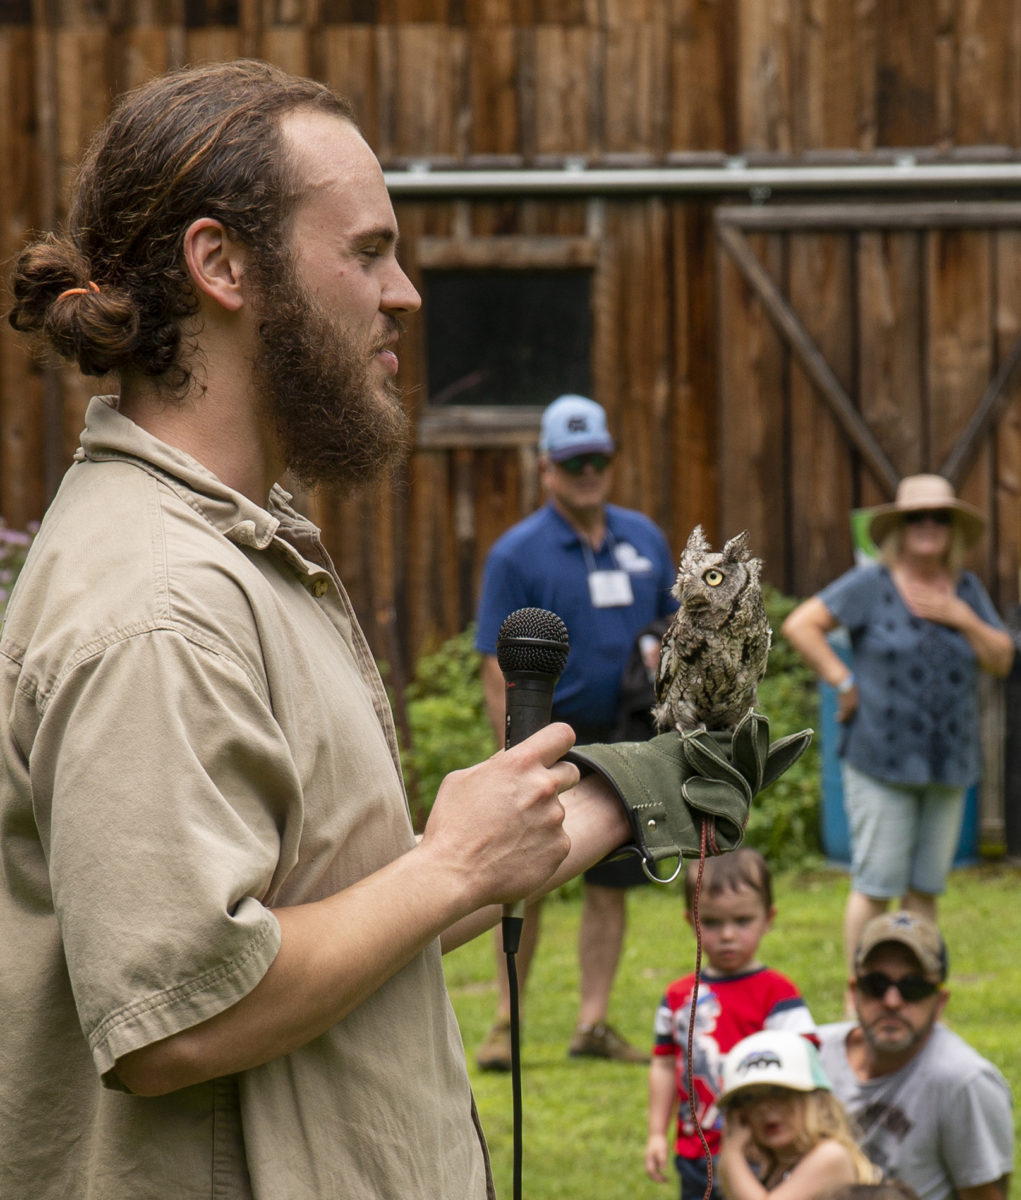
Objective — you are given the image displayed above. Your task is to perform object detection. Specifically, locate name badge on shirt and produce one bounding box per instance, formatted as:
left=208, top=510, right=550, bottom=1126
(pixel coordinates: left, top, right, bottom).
left=589, top=569, right=634, bottom=608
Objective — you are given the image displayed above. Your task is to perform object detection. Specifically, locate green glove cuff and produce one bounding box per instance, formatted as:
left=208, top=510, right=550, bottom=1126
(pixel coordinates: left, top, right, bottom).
left=566, top=710, right=813, bottom=880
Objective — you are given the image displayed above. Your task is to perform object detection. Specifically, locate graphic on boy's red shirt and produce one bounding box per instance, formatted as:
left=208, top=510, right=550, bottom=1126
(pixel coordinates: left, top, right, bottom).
left=674, top=989, right=725, bottom=1140
left=652, top=968, right=816, bottom=1158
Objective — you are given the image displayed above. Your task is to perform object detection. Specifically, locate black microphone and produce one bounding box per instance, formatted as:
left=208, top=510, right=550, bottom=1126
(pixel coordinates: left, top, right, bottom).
left=496, top=607, right=570, bottom=949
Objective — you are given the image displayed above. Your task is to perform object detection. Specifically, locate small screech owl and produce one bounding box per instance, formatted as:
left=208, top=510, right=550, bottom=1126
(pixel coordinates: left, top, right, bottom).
left=652, top=525, right=771, bottom=733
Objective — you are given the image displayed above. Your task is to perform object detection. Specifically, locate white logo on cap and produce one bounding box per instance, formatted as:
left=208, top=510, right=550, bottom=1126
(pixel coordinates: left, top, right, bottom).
left=737, top=1049, right=783, bottom=1076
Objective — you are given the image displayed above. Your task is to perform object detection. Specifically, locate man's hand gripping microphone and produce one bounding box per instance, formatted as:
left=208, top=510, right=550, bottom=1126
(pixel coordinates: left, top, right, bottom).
left=496, top=606, right=570, bottom=953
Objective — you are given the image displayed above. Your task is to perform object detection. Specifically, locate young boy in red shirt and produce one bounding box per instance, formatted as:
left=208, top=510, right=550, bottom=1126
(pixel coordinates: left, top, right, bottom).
left=645, top=849, right=817, bottom=1200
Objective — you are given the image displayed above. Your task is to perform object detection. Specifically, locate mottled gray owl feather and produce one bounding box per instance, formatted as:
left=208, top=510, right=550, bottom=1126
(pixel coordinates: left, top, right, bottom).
left=652, top=525, right=771, bottom=733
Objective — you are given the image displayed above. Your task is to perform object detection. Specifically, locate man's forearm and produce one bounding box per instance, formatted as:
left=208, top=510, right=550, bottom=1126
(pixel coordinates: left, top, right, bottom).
left=117, top=836, right=483, bottom=1095
left=118, top=725, right=583, bottom=1096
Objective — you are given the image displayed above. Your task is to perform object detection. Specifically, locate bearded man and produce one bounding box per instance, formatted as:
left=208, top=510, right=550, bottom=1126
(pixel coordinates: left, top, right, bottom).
left=818, top=912, right=1013, bottom=1200
left=0, top=60, right=635, bottom=1199
left=2, top=59, right=812, bottom=1200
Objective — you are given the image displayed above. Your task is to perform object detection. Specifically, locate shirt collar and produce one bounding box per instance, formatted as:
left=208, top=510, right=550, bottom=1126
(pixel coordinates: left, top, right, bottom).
left=546, top=500, right=616, bottom=551
left=75, top=395, right=311, bottom=551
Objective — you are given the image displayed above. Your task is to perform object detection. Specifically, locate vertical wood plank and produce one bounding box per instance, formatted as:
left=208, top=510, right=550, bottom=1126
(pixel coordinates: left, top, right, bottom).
left=856, top=230, right=925, bottom=495
left=383, top=0, right=454, bottom=21
left=603, top=18, right=668, bottom=158
left=319, top=26, right=380, bottom=139
left=953, top=0, right=1021, bottom=147
left=0, top=25, right=46, bottom=529
left=927, top=227, right=994, bottom=578
left=993, top=228, right=1021, bottom=609
left=668, top=0, right=734, bottom=153
left=533, top=26, right=594, bottom=157
left=602, top=199, right=673, bottom=534
left=873, top=0, right=938, bottom=146
left=183, top=26, right=243, bottom=63
left=736, top=0, right=793, bottom=153
left=801, top=0, right=864, bottom=150
left=933, top=0, right=956, bottom=149
left=854, top=0, right=878, bottom=152
left=463, top=0, right=515, bottom=22
left=257, top=28, right=312, bottom=75
left=927, top=229, right=992, bottom=472
left=788, top=230, right=856, bottom=592
left=531, top=0, right=593, bottom=23
left=116, top=26, right=174, bottom=91
left=467, top=25, right=520, bottom=156
left=669, top=202, right=718, bottom=547
left=589, top=196, right=622, bottom=490
left=50, top=19, right=117, bottom=472
left=717, top=231, right=787, bottom=586
left=389, top=24, right=465, bottom=158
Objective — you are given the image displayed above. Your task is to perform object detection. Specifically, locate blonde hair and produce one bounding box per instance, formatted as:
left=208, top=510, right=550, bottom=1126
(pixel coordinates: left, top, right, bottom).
left=725, top=1090, right=879, bottom=1191
left=797, top=1092, right=880, bottom=1183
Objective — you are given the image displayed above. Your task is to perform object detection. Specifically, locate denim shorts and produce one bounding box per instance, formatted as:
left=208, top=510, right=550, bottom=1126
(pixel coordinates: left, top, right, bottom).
left=675, top=1152, right=721, bottom=1200
left=841, top=761, right=967, bottom=897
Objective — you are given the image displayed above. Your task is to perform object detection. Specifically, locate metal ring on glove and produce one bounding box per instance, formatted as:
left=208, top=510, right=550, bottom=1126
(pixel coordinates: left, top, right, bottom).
left=641, top=857, right=684, bottom=885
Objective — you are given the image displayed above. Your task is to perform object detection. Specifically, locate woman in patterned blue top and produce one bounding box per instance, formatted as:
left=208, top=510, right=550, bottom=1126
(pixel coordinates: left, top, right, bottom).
left=781, top=476, right=1014, bottom=1005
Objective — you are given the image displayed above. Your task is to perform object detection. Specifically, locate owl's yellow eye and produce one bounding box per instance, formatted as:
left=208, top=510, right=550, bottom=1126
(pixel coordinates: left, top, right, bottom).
left=704, top=568, right=724, bottom=587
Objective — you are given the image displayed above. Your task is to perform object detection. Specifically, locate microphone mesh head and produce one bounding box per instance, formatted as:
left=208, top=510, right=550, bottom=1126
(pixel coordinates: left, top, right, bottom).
left=496, top=607, right=570, bottom=676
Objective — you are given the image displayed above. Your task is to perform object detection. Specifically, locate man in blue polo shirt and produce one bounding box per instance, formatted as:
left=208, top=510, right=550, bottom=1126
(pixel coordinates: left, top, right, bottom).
left=474, top=394, right=678, bottom=1069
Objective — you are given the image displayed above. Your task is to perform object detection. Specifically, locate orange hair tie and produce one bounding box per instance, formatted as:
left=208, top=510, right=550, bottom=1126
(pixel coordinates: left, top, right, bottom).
left=56, top=280, right=101, bottom=302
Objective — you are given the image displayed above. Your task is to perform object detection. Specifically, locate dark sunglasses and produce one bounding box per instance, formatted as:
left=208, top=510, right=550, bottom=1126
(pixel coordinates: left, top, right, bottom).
left=856, top=971, right=940, bottom=1002
left=903, top=509, right=953, bottom=526
left=558, top=453, right=614, bottom=475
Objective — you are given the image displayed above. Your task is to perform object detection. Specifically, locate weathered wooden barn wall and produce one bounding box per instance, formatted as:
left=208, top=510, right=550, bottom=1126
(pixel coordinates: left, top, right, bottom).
left=3, top=1, right=1021, bottom=678
left=715, top=204, right=1021, bottom=604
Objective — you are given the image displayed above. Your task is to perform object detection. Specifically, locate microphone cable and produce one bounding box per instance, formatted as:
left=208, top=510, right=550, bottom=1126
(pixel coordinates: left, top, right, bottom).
left=505, top=923, right=525, bottom=1200
left=495, top=607, right=570, bottom=1200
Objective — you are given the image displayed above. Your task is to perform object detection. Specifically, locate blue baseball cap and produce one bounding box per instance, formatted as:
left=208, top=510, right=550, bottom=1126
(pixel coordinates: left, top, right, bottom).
left=539, top=395, right=616, bottom=462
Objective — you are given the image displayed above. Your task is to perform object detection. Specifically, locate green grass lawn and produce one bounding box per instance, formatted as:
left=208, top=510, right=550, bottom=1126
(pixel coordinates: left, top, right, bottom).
left=445, top=862, right=1021, bottom=1200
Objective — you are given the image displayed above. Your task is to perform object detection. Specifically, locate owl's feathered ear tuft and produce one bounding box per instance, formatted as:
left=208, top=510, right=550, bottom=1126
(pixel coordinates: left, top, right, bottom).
left=721, top=530, right=751, bottom=562
left=744, top=554, right=764, bottom=584
left=681, top=524, right=710, bottom=568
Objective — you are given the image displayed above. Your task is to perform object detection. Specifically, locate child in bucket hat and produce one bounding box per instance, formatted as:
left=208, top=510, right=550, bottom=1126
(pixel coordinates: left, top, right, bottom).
left=718, top=1030, right=879, bottom=1199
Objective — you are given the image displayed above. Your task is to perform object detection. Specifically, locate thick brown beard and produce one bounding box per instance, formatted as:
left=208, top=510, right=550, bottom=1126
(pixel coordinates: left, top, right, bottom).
left=249, top=256, right=411, bottom=493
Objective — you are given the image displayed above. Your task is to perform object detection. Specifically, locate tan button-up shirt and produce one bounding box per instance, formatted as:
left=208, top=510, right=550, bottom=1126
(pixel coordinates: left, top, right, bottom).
left=0, top=397, right=491, bottom=1199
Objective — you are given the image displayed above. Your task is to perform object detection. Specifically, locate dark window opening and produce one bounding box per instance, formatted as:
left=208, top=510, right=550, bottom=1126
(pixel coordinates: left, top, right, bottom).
left=425, top=269, right=592, bottom=407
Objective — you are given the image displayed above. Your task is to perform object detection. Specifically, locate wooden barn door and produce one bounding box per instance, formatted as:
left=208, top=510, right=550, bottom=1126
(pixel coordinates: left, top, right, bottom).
left=714, top=202, right=1021, bottom=610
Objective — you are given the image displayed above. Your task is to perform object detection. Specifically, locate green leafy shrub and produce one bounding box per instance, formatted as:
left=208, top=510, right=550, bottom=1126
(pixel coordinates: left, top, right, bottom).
left=396, top=588, right=824, bottom=868
left=746, top=585, right=823, bottom=871
left=399, top=625, right=493, bottom=829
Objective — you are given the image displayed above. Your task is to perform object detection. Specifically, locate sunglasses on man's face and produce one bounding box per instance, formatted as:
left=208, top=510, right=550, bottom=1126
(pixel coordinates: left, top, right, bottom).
left=557, top=453, right=614, bottom=475
left=903, top=509, right=953, bottom=526
left=855, top=971, right=940, bottom=1002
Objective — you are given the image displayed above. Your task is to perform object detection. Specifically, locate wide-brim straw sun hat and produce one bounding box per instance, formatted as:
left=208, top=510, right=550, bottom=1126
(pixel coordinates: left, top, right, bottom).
left=867, top=474, right=987, bottom=547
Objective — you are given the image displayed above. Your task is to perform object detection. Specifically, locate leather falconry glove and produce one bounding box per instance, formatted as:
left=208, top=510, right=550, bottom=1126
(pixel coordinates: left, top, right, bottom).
left=566, top=709, right=812, bottom=880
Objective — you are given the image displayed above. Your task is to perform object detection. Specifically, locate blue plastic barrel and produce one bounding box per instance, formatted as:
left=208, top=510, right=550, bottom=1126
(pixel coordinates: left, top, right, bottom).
left=819, top=631, right=978, bottom=868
